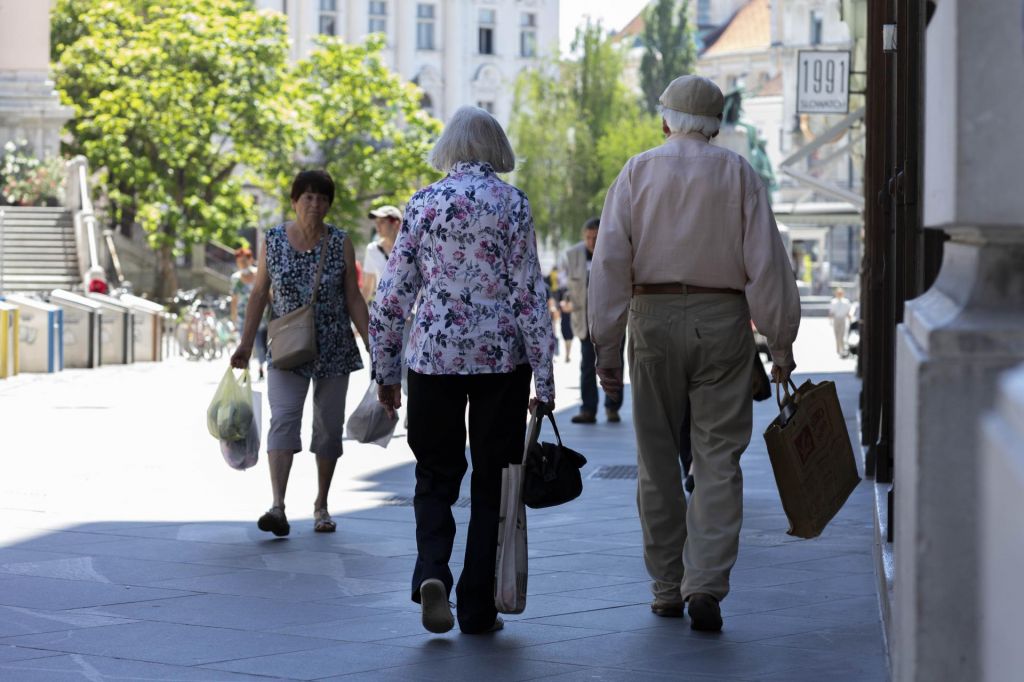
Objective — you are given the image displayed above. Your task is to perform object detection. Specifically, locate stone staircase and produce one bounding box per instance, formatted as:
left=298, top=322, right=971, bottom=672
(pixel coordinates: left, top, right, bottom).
left=0, top=206, right=80, bottom=293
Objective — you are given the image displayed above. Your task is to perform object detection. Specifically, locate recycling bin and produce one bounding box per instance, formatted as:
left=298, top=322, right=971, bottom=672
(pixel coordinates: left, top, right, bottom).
left=120, top=294, right=165, bottom=362
left=0, top=302, right=19, bottom=379
left=4, top=294, right=62, bottom=373
left=50, top=289, right=102, bottom=369
left=87, top=293, right=135, bottom=365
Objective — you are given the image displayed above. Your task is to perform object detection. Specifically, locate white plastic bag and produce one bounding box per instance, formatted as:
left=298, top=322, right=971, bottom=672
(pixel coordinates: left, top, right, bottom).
left=346, top=381, right=399, bottom=448
left=207, top=368, right=253, bottom=441
left=220, top=390, right=261, bottom=471
left=494, top=410, right=532, bottom=614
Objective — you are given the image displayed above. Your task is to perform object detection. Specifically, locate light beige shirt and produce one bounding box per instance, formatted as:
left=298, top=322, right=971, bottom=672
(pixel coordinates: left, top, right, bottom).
left=588, top=132, right=801, bottom=368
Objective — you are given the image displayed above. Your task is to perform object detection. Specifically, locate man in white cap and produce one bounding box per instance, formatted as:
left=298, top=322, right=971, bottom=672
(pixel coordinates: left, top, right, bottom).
left=588, top=75, right=800, bottom=631
left=362, top=205, right=403, bottom=302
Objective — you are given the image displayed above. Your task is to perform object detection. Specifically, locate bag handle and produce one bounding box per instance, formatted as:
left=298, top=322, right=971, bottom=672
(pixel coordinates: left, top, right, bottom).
left=529, top=404, right=565, bottom=447
left=308, top=230, right=330, bottom=306
left=774, top=377, right=798, bottom=410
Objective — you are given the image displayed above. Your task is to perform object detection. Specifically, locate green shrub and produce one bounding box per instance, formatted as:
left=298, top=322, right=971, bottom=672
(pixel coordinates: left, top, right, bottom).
left=1, top=141, right=65, bottom=207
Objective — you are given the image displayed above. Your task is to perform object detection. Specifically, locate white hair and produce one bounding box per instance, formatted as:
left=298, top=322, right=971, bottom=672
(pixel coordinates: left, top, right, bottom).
left=661, top=107, right=721, bottom=138
left=428, top=106, right=516, bottom=173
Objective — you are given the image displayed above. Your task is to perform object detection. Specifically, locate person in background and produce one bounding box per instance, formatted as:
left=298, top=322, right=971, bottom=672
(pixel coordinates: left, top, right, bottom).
left=552, top=268, right=574, bottom=363
left=361, top=205, right=402, bottom=303
left=828, top=287, right=853, bottom=358
left=370, top=106, right=555, bottom=636
left=563, top=218, right=623, bottom=424
left=589, top=76, right=800, bottom=631
left=230, top=246, right=267, bottom=380
left=231, top=170, right=370, bottom=537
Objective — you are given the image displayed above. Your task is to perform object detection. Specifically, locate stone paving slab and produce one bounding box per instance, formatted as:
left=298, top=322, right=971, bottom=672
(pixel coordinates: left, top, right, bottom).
left=0, top=318, right=887, bottom=680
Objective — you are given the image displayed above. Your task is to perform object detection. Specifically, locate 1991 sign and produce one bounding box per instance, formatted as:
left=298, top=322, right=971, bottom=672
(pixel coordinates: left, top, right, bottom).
left=797, top=51, right=851, bottom=114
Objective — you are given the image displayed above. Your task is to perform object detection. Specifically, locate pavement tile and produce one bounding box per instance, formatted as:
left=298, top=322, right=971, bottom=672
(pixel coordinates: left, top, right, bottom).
left=57, top=535, right=294, bottom=564
left=272, top=611, right=449, bottom=643
left=529, top=553, right=650, bottom=579
left=501, top=595, right=639, bottom=620
left=0, top=653, right=286, bottom=681
left=382, top=621, right=615, bottom=651
left=523, top=604, right=690, bottom=632
left=0, top=644, right=61, bottom=663
left=637, top=612, right=842, bottom=644
left=328, top=589, right=421, bottom=613
left=72, top=593, right=380, bottom=630
left=0, top=553, right=240, bottom=586
left=758, top=595, right=884, bottom=627
left=513, top=630, right=726, bottom=669
left=720, top=585, right=857, bottom=617
left=196, top=549, right=414, bottom=579
left=322, top=653, right=583, bottom=682
left=625, top=640, right=842, bottom=678
left=201, top=640, right=467, bottom=680
left=754, top=652, right=889, bottom=681
left=151, top=567, right=407, bottom=601
left=0, top=621, right=336, bottom=666
left=538, top=668, right=747, bottom=682
left=757, top=620, right=886, bottom=654
left=0, top=575, right=194, bottom=611
left=0, top=605, right=136, bottom=638
left=523, top=571, right=642, bottom=596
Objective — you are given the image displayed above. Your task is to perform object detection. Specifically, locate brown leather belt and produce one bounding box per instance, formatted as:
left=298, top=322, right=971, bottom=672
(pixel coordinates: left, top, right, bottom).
left=633, top=283, right=744, bottom=296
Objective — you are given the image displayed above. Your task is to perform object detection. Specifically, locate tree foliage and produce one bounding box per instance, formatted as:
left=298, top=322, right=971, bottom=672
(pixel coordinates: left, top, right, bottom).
left=639, top=0, right=697, bottom=114
left=510, top=22, right=663, bottom=246
left=52, top=0, right=440, bottom=297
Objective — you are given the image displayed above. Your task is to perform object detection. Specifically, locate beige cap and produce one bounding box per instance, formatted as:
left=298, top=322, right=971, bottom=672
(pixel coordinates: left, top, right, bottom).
left=368, top=205, right=402, bottom=220
left=659, top=75, right=724, bottom=117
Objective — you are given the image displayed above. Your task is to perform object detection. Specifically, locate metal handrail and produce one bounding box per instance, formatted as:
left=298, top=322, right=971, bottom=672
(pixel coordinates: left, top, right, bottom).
left=66, top=156, right=125, bottom=286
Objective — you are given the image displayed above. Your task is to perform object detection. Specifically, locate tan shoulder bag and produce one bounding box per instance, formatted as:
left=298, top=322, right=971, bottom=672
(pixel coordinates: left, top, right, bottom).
left=267, top=231, right=329, bottom=370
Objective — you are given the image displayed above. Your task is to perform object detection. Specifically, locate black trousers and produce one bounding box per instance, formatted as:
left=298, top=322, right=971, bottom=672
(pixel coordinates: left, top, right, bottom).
left=407, top=365, right=532, bottom=633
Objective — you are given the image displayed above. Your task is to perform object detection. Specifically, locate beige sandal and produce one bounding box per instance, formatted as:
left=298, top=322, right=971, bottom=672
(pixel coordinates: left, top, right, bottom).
left=313, top=507, right=336, bottom=533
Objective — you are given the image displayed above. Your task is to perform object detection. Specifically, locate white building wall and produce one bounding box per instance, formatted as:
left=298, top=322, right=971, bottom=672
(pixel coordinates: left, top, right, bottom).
left=255, top=0, right=559, bottom=126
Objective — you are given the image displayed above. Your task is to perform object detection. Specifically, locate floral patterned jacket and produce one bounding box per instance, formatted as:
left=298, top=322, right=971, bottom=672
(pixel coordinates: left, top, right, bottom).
left=369, top=161, right=556, bottom=401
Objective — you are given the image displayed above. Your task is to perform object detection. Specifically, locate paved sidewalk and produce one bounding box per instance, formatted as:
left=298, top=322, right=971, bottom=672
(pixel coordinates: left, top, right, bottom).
left=0, top=319, right=885, bottom=680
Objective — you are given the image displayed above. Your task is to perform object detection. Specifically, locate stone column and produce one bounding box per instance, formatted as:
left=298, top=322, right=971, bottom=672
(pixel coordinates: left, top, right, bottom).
left=892, top=1, right=1024, bottom=681
left=980, top=365, right=1024, bottom=682
left=395, top=0, right=416, bottom=81
left=441, top=0, right=465, bottom=122
left=0, top=0, right=72, bottom=157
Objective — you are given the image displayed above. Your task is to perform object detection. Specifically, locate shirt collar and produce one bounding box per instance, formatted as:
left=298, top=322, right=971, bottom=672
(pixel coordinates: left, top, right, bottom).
left=449, top=161, right=496, bottom=177
left=667, top=131, right=712, bottom=143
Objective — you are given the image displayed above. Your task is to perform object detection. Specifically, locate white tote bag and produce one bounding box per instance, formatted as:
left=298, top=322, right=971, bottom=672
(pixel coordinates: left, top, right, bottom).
left=494, top=410, right=536, bottom=614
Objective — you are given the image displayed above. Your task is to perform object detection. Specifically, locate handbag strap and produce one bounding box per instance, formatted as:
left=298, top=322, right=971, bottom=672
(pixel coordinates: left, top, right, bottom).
left=308, top=230, right=330, bottom=306
left=528, top=404, right=566, bottom=448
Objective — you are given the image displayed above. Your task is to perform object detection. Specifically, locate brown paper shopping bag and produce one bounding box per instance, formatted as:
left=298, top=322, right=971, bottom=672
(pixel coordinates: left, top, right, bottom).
left=763, top=379, right=860, bottom=539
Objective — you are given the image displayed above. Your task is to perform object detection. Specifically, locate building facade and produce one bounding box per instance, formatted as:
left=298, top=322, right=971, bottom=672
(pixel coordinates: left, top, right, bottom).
left=254, top=0, right=560, bottom=126
left=0, top=0, right=71, bottom=158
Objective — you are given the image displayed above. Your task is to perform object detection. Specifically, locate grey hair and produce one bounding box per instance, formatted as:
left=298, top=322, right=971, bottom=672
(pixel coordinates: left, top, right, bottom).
left=427, top=106, right=516, bottom=173
left=661, top=107, right=721, bottom=138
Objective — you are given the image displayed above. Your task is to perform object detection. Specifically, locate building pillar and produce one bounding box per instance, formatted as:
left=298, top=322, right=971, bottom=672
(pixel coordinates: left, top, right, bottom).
left=980, top=365, right=1024, bottom=681
left=395, top=0, right=416, bottom=82
left=892, top=1, right=1024, bottom=681
left=0, top=0, right=72, bottom=158
left=441, top=0, right=465, bottom=122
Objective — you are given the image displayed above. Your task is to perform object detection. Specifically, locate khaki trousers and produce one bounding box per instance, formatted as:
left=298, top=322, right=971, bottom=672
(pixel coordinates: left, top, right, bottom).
left=628, top=293, right=754, bottom=603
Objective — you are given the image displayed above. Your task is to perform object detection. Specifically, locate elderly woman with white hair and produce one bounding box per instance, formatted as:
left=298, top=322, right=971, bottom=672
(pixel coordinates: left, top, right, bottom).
left=369, top=106, right=556, bottom=635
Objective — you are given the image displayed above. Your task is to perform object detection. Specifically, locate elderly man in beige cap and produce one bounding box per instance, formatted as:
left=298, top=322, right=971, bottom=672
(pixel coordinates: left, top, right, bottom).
left=587, top=75, right=800, bottom=631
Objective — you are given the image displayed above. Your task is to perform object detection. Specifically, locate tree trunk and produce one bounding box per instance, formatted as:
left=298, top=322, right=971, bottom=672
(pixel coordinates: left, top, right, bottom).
left=157, top=243, right=178, bottom=301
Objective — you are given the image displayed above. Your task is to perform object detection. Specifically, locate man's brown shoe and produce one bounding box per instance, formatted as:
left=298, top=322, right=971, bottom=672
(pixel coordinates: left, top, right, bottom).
left=571, top=411, right=597, bottom=424
left=606, top=409, right=621, bottom=423
left=650, top=600, right=684, bottom=618
left=687, top=593, right=722, bottom=631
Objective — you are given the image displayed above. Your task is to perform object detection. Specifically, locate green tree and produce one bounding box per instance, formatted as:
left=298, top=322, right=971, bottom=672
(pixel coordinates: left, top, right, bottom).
left=282, top=35, right=441, bottom=236
left=53, top=0, right=297, bottom=297
left=510, top=21, right=659, bottom=244
left=639, top=0, right=697, bottom=114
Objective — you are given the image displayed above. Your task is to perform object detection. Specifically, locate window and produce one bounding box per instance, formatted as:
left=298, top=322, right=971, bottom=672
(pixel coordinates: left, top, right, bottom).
left=477, top=100, right=495, bottom=114
left=417, top=4, right=436, bottom=50
left=519, top=12, right=537, bottom=57
left=319, top=0, right=337, bottom=35
left=810, top=10, right=823, bottom=45
left=368, top=1, right=387, bottom=34
left=697, top=0, right=712, bottom=28
left=478, top=9, right=496, bottom=55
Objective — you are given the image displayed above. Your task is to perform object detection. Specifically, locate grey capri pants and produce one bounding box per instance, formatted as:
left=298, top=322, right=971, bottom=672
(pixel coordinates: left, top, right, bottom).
left=267, top=368, right=350, bottom=459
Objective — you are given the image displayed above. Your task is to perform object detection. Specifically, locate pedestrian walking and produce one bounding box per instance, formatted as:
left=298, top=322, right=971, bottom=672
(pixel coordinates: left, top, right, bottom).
left=563, top=218, right=624, bottom=424
left=554, top=270, right=575, bottom=363
left=369, top=106, right=556, bottom=635
left=828, top=287, right=853, bottom=357
left=231, top=170, right=370, bottom=537
left=588, top=76, right=801, bottom=631
left=230, top=246, right=267, bottom=381
left=361, top=205, right=402, bottom=303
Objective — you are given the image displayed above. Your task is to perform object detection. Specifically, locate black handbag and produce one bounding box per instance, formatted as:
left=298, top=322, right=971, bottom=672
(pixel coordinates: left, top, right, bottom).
left=522, top=406, right=588, bottom=509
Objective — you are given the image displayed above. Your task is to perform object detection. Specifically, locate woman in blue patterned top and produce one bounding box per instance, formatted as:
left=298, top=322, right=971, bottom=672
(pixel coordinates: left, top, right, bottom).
left=232, top=170, right=369, bottom=537
left=369, top=106, right=556, bottom=635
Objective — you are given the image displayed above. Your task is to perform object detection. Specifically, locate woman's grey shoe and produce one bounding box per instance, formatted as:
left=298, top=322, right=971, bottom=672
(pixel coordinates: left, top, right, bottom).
left=419, top=579, right=454, bottom=634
